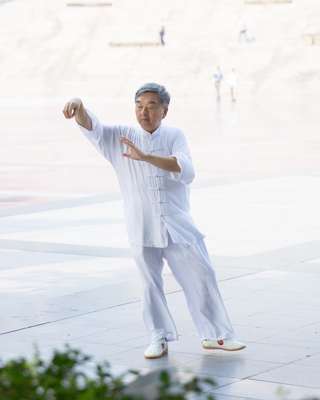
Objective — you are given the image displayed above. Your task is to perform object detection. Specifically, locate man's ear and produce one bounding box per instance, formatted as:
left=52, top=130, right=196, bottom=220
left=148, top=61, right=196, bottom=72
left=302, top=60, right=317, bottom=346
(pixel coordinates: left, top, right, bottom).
left=162, top=107, right=168, bottom=119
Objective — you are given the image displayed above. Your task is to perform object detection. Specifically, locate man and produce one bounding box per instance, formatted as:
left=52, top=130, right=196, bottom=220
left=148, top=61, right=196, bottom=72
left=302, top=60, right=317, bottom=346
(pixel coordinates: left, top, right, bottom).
left=63, top=83, right=246, bottom=359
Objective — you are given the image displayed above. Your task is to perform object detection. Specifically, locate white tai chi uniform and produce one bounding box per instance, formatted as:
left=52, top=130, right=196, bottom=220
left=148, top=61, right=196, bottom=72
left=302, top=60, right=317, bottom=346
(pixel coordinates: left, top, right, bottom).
left=80, top=111, right=235, bottom=342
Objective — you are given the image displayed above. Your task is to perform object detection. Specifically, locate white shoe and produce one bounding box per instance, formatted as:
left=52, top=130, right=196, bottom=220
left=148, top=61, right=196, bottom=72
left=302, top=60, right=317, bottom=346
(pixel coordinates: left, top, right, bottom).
left=144, top=338, right=168, bottom=359
left=202, top=338, right=246, bottom=351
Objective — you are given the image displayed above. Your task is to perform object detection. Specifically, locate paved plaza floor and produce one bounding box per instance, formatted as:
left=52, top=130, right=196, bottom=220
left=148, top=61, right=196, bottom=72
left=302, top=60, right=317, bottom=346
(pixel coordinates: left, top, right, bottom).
left=1, top=175, right=320, bottom=400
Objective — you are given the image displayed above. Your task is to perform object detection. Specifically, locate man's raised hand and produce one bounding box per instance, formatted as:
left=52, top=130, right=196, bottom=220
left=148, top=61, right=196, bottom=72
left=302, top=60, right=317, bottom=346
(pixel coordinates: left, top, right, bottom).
left=62, top=98, right=92, bottom=130
left=63, top=98, right=82, bottom=119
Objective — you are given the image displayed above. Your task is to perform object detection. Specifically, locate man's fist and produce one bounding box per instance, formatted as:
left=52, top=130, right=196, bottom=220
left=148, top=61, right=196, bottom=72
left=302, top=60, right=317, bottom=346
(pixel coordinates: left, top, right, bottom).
left=63, top=98, right=83, bottom=119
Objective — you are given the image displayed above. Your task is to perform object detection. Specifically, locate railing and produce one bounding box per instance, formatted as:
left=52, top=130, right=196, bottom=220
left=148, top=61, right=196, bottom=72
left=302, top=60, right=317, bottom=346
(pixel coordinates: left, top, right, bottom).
left=244, top=0, right=292, bottom=4
left=66, top=2, right=112, bottom=7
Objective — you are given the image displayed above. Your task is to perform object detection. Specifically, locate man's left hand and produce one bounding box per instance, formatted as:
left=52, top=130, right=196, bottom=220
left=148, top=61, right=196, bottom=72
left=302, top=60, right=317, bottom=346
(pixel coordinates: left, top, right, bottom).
left=120, top=137, right=181, bottom=173
left=120, top=137, right=146, bottom=161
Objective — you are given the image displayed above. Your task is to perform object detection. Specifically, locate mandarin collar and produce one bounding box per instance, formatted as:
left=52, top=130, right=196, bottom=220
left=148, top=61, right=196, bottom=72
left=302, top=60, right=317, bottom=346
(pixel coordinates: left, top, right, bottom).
left=141, top=124, right=162, bottom=140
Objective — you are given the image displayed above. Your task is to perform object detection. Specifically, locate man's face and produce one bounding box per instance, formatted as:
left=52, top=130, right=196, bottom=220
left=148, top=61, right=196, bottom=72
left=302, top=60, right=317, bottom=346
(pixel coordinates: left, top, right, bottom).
left=135, top=92, right=168, bottom=133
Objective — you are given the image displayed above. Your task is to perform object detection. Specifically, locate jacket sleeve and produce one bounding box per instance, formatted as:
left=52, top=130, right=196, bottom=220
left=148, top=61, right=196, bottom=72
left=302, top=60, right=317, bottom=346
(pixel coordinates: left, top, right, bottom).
left=78, top=110, right=121, bottom=165
left=169, top=130, right=195, bottom=185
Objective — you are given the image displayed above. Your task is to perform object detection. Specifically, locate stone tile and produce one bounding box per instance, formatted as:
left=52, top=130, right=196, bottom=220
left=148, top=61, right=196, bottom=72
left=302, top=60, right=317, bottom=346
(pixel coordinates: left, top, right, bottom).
left=211, top=379, right=320, bottom=400
left=253, top=363, right=320, bottom=389
left=103, top=347, right=200, bottom=373
left=305, top=258, right=320, bottom=264
left=243, top=313, right=315, bottom=332
left=182, top=352, right=282, bottom=379
left=76, top=327, right=148, bottom=346
left=286, top=322, right=320, bottom=342
left=105, top=334, right=150, bottom=349
left=213, top=266, right=262, bottom=281
left=278, top=261, right=320, bottom=274
left=169, top=334, right=208, bottom=355
left=175, top=371, right=240, bottom=392
left=261, top=324, right=320, bottom=351
left=0, top=248, right=84, bottom=271
left=291, top=352, right=320, bottom=367
left=61, top=340, right=130, bottom=363
left=232, top=325, right=277, bottom=342
left=213, top=395, right=255, bottom=400
left=201, top=376, right=239, bottom=390
left=0, top=333, right=65, bottom=362
left=0, top=201, right=130, bottom=248
left=235, top=341, right=315, bottom=364
left=0, top=331, right=132, bottom=368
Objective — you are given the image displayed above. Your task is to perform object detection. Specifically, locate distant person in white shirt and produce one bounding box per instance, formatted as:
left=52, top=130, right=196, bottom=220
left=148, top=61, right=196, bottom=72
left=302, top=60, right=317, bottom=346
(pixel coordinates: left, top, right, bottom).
left=63, top=83, right=246, bottom=359
left=213, top=66, right=223, bottom=101
left=227, top=68, right=237, bottom=102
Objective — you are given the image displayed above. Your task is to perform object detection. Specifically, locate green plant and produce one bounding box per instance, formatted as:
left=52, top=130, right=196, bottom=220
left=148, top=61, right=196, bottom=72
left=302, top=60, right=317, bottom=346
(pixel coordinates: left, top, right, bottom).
left=0, top=345, right=216, bottom=400
left=156, top=370, right=215, bottom=400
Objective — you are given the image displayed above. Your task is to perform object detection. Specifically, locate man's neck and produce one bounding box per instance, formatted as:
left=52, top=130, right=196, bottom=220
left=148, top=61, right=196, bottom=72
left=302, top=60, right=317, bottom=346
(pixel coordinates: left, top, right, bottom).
left=145, top=124, right=161, bottom=134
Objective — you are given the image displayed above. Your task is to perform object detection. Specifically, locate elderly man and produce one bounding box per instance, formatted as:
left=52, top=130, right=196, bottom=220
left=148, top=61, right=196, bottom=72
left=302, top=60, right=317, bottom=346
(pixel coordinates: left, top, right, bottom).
left=63, top=83, right=246, bottom=359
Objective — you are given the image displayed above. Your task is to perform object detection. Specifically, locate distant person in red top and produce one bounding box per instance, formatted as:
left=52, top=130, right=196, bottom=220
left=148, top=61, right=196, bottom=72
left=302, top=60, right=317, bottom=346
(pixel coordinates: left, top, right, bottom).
left=159, top=26, right=165, bottom=46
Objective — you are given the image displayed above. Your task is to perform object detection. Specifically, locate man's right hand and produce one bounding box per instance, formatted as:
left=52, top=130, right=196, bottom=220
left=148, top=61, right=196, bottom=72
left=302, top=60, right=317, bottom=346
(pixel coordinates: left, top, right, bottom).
left=63, top=98, right=82, bottom=119
left=62, top=98, right=92, bottom=130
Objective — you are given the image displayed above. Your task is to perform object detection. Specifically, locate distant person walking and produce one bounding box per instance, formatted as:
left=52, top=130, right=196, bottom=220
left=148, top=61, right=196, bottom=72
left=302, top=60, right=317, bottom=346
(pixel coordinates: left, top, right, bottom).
left=213, top=66, right=223, bottom=101
left=238, top=24, right=255, bottom=43
left=227, top=68, right=237, bottom=102
left=63, top=83, right=246, bottom=360
left=159, top=26, right=165, bottom=46
left=238, top=24, right=248, bottom=43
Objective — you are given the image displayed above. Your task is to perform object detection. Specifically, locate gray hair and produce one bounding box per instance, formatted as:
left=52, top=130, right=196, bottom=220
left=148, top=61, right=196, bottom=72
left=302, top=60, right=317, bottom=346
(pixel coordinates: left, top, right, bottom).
left=135, top=83, right=170, bottom=106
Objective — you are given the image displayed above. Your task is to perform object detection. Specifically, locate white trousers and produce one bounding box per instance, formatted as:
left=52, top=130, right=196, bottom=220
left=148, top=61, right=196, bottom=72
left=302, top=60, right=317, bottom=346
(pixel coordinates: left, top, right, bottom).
left=132, top=237, right=235, bottom=342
